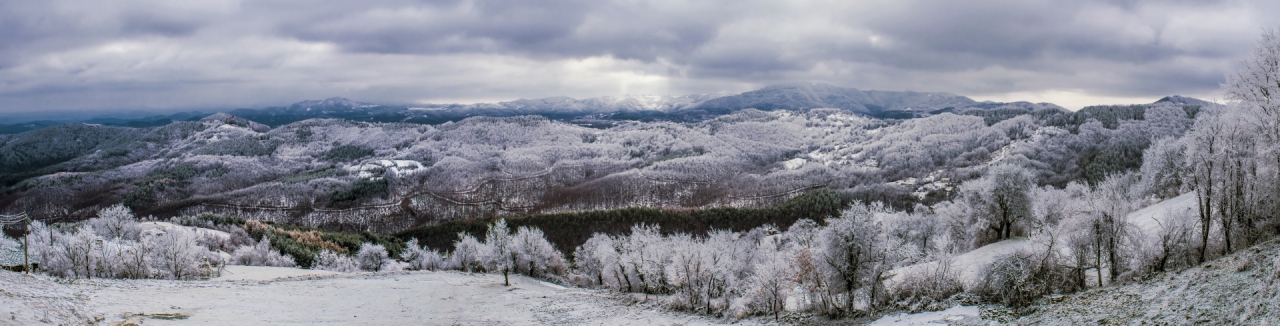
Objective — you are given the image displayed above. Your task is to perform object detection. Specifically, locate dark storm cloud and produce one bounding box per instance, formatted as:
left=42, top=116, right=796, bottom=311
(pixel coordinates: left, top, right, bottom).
left=257, top=0, right=724, bottom=61
left=0, top=0, right=1276, bottom=113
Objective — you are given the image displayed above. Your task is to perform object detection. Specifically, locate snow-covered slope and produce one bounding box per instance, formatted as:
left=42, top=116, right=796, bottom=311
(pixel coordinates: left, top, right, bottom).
left=888, top=238, right=1033, bottom=291
left=1128, top=192, right=1198, bottom=240
left=1019, top=238, right=1280, bottom=324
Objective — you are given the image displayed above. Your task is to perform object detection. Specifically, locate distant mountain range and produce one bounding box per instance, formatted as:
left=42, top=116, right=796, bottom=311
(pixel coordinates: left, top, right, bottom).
left=1, top=83, right=1202, bottom=134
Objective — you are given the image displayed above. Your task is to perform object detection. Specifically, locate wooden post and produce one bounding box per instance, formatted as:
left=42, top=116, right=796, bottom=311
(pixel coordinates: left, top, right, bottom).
left=23, top=233, right=29, bottom=274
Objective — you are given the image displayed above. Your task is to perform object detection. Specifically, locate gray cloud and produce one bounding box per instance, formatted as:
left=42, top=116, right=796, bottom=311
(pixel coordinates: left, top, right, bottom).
left=0, top=0, right=1277, bottom=113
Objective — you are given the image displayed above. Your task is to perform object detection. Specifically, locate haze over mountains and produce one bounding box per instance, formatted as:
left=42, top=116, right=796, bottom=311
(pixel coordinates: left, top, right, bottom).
left=0, top=82, right=1149, bottom=134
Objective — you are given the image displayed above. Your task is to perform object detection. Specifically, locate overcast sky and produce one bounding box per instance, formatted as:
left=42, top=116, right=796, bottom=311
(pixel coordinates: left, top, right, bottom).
left=2, top=0, right=1278, bottom=114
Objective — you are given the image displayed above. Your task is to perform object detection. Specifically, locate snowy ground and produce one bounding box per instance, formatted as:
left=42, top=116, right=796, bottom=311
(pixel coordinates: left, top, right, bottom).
left=1127, top=192, right=1198, bottom=239
left=212, top=265, right=337, bottom=281
left=0, top=272, right=98, bottom=325
left=869, top=305, right=982, bottom=325
left=76, top=268, right=763, bottom=325
left=1019, top=238, right=1280, bottom=324
left=0, top=264, right=991, bottom=326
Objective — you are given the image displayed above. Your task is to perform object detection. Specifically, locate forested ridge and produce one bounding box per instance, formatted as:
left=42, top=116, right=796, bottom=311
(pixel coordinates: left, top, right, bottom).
left=0, top=94, right=1201, bottom=232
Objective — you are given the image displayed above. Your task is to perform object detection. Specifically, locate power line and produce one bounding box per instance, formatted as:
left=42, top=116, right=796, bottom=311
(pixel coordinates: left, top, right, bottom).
left=0, top=213, right=27, bottom=225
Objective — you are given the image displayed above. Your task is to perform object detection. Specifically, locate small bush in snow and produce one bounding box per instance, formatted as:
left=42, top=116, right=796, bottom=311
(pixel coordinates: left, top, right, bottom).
left=977, top=248, right=1079, bottom=308
left=380, top=259, right=407, bottom=272
left=889, top=256, right=963, bottom=312
left=401, top=239, right=446, bottom=271
left=232, top=236, right=297, bottom=267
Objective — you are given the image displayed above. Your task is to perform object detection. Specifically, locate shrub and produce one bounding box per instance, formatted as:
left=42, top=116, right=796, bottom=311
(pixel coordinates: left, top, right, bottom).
left=889, top=256, right=963, bottom=312
left=231, top=236, right=297, bottom=267
left=242, top=220, right=405, bottom=268
left=977, top=249, right=1080, bottom=308
left=402, top=239, right=446, bottom=271
left=313, top=250, right=360, bottom=273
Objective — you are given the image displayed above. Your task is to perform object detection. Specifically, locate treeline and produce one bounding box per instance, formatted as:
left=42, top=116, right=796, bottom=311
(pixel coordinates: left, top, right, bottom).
left=178, top=214, right=405, bottom=268
left=396, top=189, right=851, bottom=254
left=14, top=204, right=435, bottom=279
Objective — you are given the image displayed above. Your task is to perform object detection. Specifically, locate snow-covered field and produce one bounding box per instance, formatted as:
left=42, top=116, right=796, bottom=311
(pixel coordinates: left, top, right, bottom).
left=888, top=238, right=1031, bottom=291
left=212, top=265, right=338, bottom=281
left=63, top=267, right=752, bottom=325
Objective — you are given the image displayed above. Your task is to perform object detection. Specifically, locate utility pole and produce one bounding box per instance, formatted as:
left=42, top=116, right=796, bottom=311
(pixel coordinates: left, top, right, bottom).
left=23, top=213, right=30, bottom=274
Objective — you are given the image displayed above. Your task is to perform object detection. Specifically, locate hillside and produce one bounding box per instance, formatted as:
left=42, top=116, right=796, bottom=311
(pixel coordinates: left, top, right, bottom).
left=1019, top=238, right=1280, bottom=324
left=695, top=82, right=985, bottom=118
left=0, top=98, right=1205, bottom=235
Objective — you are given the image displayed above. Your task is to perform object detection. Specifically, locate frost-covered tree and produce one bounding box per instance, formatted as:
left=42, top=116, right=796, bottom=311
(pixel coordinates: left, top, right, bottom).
left=119, top=239, right=152, bottom=279
left=483, top=219, right=516, bottom=286
left=511, top=226, right=565, bottom=278
left=572, top=233, right=620, bottom=288
left=1185, top=109, right=1224, bottom=263
left=450, top=233, right=488, bottom=273
left=618, top=224, right=670, bottom=293
left=1221, top=28, right=1280, bottom=254
left=746, top=235, right=793, bottom=321
left=1086, top=173, right=1140, bottom=283
left=149, top=230, right=215, bottom=280
left=1225, top=28, right=1280, bottom=142
left=963, top=163, right=1034, bottom=245
left=1182, top=107, right=1265, bottom=261
left=817, top=205, right=888, bottom=315
left=665, top=233, right=710, bottom=310
left=401, top=238, right=446, bottom=271
left=55, top=226, right=98, bottom=279
left=356, top=243, right=389, bottom=272
left=1138, top=137, right=1187, bottom=199
left=88, top=204, right=140, bottom=240
left=787, top=219, right=820, bottom=250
